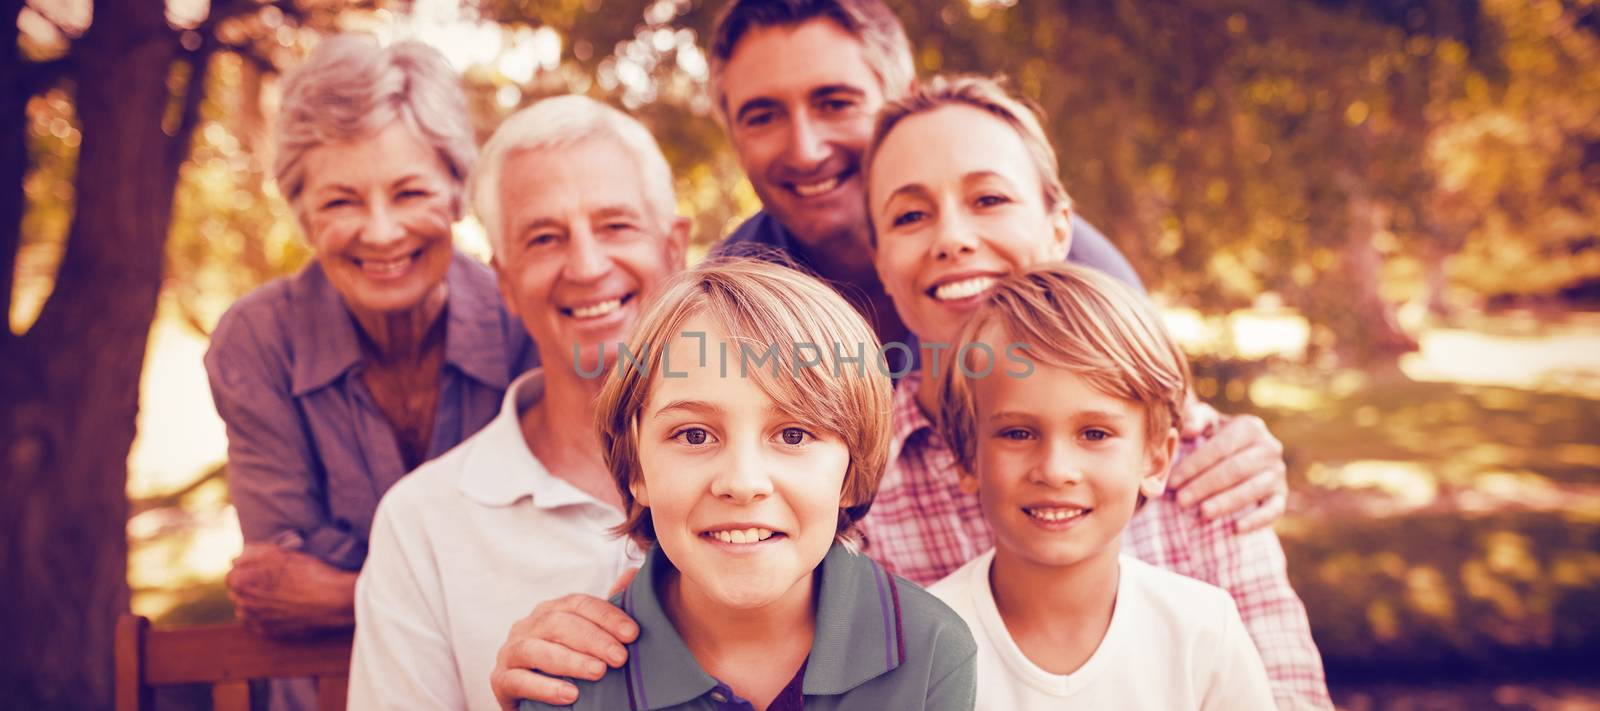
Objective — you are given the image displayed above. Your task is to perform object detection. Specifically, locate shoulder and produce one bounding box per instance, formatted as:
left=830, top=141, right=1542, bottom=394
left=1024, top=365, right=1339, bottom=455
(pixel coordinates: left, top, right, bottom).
left=208, top=274, right=298, bottom=355
left=1120, top=555, right=1239, bottom=635
left=371, top=430, right=482, bottom=525
left=891, top=571, right=978, bottom=663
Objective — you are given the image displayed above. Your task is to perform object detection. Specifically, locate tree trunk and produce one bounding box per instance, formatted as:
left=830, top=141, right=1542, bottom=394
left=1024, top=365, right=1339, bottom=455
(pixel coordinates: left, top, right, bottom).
left=1334, top=192, right=1419, bottom=365
left=0, top=0, right=204, bottom=706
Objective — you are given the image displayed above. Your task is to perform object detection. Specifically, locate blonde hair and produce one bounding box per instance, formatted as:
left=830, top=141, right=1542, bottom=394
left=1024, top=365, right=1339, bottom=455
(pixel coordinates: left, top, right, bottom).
left=865, top=74, right=1071, bottom=243
left=468, top=95, right=677, bottom=258
left=940, top=263, right=1189, bottom=474
left=595, top=258, right=893, bottom=546
left=274, top=34, right=474, bottom=220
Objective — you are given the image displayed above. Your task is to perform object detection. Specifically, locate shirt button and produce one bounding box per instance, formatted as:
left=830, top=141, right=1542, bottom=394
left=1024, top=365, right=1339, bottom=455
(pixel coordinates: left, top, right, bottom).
left=709, top=691, right=729, bottom=702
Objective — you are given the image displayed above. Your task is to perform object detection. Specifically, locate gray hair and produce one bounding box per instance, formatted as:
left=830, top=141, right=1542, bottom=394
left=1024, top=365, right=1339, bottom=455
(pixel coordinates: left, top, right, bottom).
left=469, top=95, right=678, bottom=257
left=273, top=34, right=475, bottom=218
left=708, top=0, right=915, bottom=123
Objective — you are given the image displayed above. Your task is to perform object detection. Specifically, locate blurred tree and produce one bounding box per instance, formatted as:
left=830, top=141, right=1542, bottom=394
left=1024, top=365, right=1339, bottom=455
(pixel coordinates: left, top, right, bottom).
left=0, top=1, right=354, bottom=706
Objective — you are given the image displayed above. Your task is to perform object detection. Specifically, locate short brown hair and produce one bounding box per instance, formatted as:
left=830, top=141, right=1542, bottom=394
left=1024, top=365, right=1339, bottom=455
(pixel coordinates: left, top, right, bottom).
left=865, top=74, right=1071, bottom=244
left=708, top=0, right=915, bottom=122
left=595, top=258, right=894, bottom=546
left=939, top=263, right=1190, bottom=475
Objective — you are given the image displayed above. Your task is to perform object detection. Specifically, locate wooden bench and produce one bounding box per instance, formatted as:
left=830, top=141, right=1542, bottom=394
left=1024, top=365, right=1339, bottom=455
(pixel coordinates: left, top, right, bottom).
left=114, top=614, right=353, bottom=711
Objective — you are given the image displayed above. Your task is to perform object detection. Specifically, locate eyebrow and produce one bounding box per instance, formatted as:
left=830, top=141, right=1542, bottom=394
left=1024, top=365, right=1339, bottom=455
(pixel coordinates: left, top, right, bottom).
left=987, top=409, right=1131, bottom=422
left=592, top=204, right=645, bottom=222
left=879, top=170, right=1018, bottom=213
left=733, top=83, right=868, bottom=124
left=650, top=399, right=723, bottom=419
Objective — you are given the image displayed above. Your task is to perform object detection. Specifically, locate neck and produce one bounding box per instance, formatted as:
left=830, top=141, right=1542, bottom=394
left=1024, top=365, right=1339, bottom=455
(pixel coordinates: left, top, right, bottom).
left=663, top=565, right=816, bottom=700
left=348, top=282, right=449, bottom=363
left=519, top=365, right=619, bottom=509
left=914, top=363, right=940, bottom=422
left=989, top=539, right=1121, bottom=674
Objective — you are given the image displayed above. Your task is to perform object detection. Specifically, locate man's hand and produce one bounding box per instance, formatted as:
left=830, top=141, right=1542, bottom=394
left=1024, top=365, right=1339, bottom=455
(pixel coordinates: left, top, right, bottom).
left=491, top=571, right=640, bottom=711
left=1168, top=411, right=1288, bottom=533
left=226, top=543, right=357, bottom=638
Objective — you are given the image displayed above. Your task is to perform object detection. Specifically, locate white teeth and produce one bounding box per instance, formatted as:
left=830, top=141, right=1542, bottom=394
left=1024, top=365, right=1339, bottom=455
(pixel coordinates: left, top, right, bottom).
left=933, top=276, right=997, bottom=301
left=1026, top=507, right=1088, bottom=523
left=709, top=527, right=774, bottom=544
left=569, top=298, right=622, bottom=319
left=792, top=176, right=840, bottom=197
left=360, top=256, right=413, bottom=276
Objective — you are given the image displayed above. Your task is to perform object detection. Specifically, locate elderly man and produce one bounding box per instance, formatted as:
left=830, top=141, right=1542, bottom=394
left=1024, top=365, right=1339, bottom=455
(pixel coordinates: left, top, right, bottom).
left=346, top=95, right=686, bottom=711
left=492, top=2, right=1331, bottom=710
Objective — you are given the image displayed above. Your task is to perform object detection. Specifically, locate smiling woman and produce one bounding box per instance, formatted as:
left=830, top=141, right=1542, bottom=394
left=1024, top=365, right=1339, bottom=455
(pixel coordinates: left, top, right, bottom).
left=202, top=33, right=535, bottom=711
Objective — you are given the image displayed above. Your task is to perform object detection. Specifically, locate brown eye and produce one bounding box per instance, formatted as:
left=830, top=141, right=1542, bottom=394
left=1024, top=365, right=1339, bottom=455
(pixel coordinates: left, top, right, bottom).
left=674, top=428, right=709, bottom=445
left=781, top=428, right=808, bottom=446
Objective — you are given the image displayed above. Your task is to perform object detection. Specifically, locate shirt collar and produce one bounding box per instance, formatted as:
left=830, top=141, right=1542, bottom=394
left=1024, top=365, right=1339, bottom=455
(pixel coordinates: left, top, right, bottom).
left=456, top=370, right=596, bottom=509
left=287, top=260, right=363, bottom=396
left=618, top=542, right=906, bottom=709
left=287, top=250, right=518, bottom=396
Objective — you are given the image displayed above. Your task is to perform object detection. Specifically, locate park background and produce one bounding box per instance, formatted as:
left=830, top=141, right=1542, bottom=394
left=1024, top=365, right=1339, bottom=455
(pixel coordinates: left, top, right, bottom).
left=3, top=0, right=1598, bottom=709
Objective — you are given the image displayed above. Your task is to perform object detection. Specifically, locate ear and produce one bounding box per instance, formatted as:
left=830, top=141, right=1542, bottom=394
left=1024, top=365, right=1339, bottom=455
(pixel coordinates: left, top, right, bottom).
left=956, top=465, right=982, bottom=496
left=629, top=475, right=650, bottom=507
left=1139, top=426, right=1179, bottom=500
left=491, top=256, right=520, bottom=319
left=1049, top=206, right=1074, bottom=261
left=665, top=216, right=691, bottom=269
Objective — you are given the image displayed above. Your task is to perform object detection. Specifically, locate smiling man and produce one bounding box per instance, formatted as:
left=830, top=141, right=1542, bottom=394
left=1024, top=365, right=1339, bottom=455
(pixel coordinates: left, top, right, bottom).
left=489, top=2, right=1330, bottom=710
left=346, top=95, right=686, bottom=711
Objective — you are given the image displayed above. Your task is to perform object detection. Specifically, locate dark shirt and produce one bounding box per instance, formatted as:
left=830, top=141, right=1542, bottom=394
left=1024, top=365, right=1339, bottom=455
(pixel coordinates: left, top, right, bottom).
left=522, top=542, right=977, bottom=711
left=204, top=250, right=537, bottom=570
left=711, top=210, right=1147, bottom=293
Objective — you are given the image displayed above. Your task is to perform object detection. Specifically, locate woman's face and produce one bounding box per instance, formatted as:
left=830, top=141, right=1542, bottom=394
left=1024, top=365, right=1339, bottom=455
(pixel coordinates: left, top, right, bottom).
left=868, top=105, right=1071, bottom=348
left=298, top=121, right=459, bottom=316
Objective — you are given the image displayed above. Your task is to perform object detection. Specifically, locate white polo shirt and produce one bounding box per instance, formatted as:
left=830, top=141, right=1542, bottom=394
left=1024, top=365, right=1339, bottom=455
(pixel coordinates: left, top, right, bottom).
left=349, top=371, right=637, bottom=711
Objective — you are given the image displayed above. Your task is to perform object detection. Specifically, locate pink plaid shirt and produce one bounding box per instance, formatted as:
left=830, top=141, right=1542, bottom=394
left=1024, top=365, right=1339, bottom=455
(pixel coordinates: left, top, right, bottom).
left=856, top=373, right=1333, bottom=710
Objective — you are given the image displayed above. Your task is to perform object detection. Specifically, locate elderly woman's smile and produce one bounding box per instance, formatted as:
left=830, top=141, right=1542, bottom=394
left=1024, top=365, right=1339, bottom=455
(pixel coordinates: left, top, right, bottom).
left=299, top=121, right=458, bottom=316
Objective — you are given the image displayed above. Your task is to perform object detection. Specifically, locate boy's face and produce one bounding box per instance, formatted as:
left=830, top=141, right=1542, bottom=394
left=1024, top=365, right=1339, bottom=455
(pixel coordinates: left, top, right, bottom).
left=868, top=105, right=1070, bottom=347
left=633, top=314, right=851, bottom=610
left=720, top=19, right=885, bottom=254
left=969, top=355, right=1176, bottom=571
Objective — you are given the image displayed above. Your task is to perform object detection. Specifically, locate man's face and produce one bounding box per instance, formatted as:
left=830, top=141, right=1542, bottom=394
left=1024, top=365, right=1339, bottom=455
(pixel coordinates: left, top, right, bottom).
left=720, top=19, right=886, bottom=253
left=492, top=138, right=686, bottom=376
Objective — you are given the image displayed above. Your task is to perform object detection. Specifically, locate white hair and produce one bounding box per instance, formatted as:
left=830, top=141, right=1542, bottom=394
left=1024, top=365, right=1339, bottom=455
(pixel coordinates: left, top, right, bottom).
left=273, top=34, right=474, bottom=218
left=469, top=95, right=678, bottom=257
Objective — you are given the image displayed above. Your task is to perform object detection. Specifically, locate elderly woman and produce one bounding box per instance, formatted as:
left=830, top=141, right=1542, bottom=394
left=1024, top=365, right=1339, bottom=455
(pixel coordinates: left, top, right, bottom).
left=204, top=34, right=532, bottom=664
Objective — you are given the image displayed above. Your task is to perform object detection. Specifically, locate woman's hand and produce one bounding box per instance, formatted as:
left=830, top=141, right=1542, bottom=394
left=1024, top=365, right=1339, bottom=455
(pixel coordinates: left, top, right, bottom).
left=226, top=543, right=358, bottom=638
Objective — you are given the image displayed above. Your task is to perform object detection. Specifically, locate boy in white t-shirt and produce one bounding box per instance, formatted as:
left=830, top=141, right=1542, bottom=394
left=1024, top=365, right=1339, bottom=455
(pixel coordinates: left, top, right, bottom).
left=928, top=263, right=1276, bottom=710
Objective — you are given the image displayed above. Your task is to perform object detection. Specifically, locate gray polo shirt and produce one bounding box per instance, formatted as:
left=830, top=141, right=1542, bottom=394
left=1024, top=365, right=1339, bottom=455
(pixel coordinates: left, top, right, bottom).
left=522, top=542, right=976, bottom=711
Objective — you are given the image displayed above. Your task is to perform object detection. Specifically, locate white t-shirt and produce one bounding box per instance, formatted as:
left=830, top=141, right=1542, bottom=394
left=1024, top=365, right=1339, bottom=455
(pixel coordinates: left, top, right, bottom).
left=348, top=371, right=639, bottom=711
left=928, top=549, right=1275, bottom=711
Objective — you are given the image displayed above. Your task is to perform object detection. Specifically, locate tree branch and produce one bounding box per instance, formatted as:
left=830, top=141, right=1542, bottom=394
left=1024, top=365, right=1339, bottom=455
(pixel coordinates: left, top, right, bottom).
left=168, top=42, right=217, bottom=178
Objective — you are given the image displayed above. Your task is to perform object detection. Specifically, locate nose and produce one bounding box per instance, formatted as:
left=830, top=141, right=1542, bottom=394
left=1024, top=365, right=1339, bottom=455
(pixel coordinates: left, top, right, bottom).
left=1031, top=437, right=1086, bottom=488
left=561, top=220, right=611, bottom=283
left=361, top=199, right=407, bottom=248
left=930, top=198, right=979, bottom=261
left=710, top=438, right=775, bottom=504
left=783, top=110, right=831, bottom=170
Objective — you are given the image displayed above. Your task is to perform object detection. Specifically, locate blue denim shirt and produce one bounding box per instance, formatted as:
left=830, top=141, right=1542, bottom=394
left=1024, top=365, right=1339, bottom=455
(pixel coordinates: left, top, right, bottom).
left=205, top=250, right=537, bottom=570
